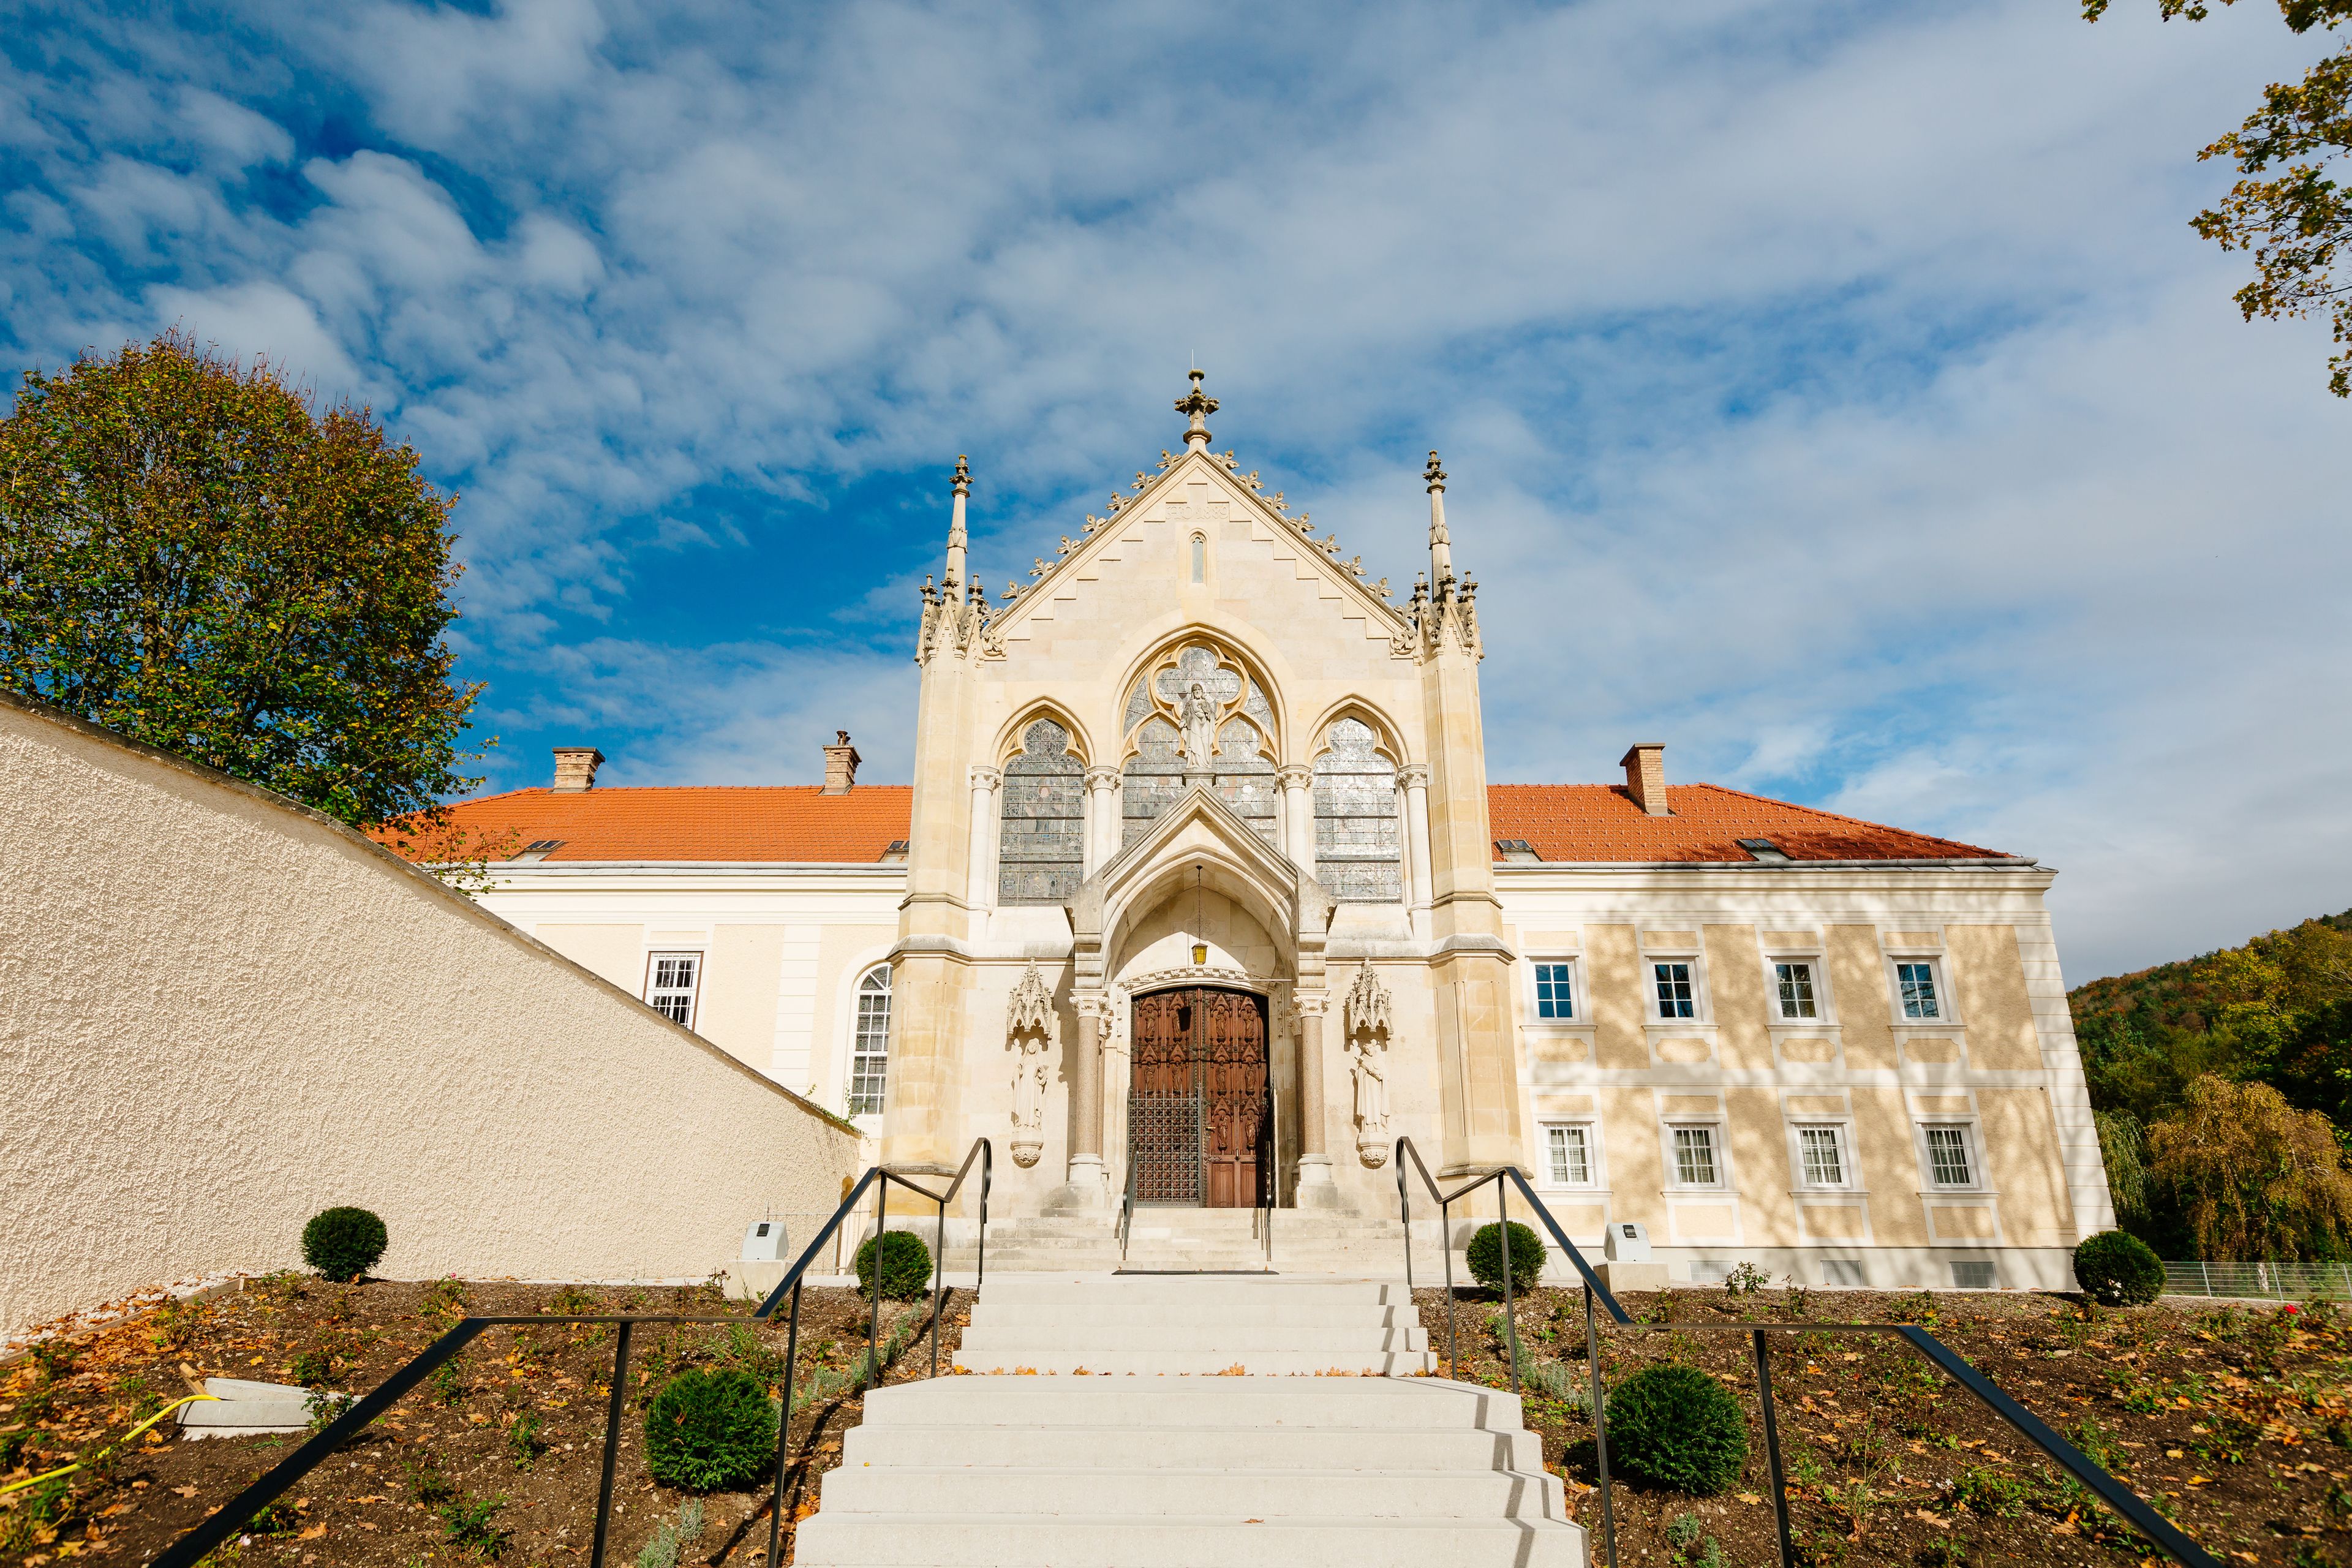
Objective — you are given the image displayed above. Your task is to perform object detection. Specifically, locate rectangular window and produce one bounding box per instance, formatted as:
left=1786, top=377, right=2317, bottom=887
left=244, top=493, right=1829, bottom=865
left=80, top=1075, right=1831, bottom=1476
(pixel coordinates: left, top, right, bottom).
left=1689, top=1259, right=1732, bottom=1284
left=1673, top=1125, right=1719, bottom=1186
left=646, top=952, right=701, bottom=1028
left=1896, top=960, right=1942, bottom=1019
left=1544, top=1124, right=1592, bottom=1186
left=1950, top=1261, right=1996, bottom=1291
left=1533, top=962, right=1576, bottom=1020
left=1925, top=1125, right=1975, bottom=1187
left=1821, top=1259, right=1867, bottom=1288
left=847, top=974, right=892, bottom=1117
left=1654, top=962, right=1696, bottom=1019
left=1797, top=1126, right=1845, bottom=1186
left=1774, top=961, right=1819, bottom=1019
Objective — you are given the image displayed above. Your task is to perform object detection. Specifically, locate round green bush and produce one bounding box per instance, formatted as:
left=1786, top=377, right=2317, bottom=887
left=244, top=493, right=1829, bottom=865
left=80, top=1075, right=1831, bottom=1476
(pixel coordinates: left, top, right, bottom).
left=1605, top=1363, right=1751, bottom=1495
left=643, top=1368, right=776, bottom=1493
left=853, top=1231, right=933, bottom=1301
left=301, top=1207, right=388, bottom=1283
left=2073, top=1229, right=2165, bottom=1307
left=1466, top=1220, right=1546, bottom=1294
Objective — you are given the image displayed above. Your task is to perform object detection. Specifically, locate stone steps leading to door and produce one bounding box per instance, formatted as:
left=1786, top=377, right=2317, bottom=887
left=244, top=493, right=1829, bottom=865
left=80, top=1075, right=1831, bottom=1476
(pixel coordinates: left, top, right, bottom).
left=790, top=1278, right=1586, bottom=1568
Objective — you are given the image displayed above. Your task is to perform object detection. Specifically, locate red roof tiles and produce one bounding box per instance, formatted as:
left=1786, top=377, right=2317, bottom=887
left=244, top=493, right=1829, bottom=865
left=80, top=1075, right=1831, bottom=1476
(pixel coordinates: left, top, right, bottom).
left=384, top=779, right=2004, bottom=866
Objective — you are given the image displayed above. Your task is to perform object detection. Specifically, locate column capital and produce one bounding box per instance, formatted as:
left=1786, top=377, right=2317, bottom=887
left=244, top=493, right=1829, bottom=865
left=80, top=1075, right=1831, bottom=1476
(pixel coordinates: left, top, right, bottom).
left=1084, top=764, right=1122, bottom=790
left=1292, top=990, right=1330, bottom=1017
left=1396, top=763, right=1431, bottom=790
left=1275, top=762, right=1314, bottom=789
left=968, top=764, right=1002, bottom=790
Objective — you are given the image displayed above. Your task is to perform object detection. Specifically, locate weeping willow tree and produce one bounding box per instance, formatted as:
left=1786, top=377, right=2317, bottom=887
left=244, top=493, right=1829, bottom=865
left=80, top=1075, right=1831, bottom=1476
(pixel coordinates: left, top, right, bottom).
left=2148, top=1076, right=2352, bottom=1259
left=2095, top=1108, right=2154, bottom=1227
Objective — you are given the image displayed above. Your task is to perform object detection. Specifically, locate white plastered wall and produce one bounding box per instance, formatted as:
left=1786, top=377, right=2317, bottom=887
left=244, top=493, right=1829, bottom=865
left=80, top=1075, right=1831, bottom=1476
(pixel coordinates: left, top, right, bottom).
left=0, top=695, right=861, bottom=1333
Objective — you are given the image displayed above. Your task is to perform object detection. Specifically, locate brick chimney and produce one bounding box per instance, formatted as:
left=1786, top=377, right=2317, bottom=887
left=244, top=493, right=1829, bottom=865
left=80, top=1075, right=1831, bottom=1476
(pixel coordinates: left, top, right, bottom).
left=551, top=746, right=604, bottom=793
left=1619, top=743, right=1669, bottom=816
left=821, top=731, right=861, bottom=795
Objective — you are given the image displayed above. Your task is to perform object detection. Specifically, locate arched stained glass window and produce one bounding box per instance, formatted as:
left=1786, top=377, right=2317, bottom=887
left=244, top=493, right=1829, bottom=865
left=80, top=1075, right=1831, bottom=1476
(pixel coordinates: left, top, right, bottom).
left=1313, top=718, right=1401, bottom=903
left=1118, top=644, right=1278, bottom=848
left=1000, top=718, right=1084, bottom=904
left=847, top=965, right=891, bottom=1117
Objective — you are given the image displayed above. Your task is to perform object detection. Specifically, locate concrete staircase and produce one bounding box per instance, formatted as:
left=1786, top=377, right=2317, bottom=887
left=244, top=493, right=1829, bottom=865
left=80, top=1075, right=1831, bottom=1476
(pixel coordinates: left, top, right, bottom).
left=792, top=1274, right=1587, bottom=1568
left=927, top=1206, right=1440, bottom=1276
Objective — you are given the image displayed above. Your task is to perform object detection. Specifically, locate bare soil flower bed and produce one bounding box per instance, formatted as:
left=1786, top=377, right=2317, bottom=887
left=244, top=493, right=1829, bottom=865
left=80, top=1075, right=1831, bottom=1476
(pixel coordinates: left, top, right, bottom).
left=0, top=1273, right=962, bottom=1566
left=1414, top=1283, right=2352, bottom=1568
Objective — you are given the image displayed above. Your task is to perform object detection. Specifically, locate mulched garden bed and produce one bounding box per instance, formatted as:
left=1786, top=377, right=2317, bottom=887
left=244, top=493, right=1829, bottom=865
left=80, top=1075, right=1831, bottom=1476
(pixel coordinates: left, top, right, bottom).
left=1414, top=1282, right=2352, bottom=1568
left=0, top=1273, right=963, bottom=1566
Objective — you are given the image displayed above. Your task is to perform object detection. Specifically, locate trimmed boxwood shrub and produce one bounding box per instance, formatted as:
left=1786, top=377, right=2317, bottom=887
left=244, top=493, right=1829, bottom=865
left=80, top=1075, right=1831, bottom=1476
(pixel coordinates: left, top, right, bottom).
left=853, top=1231, right=934, bottom=1301
left=1605, top=1363, right=1750, bottom=1495
left=1467, top=1220, right=1546, bottom=1294
left=644, top=1369, right=776, bottom=1492
left=2074, top=1229, right=2165, bottom=1307
left=301, top=1207, right=388, bottom=1283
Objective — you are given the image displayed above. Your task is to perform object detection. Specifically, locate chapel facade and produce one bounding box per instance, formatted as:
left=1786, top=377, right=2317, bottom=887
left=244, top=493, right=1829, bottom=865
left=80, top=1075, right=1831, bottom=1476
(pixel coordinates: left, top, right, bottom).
left=420, top=374, right=2113, bottom=1291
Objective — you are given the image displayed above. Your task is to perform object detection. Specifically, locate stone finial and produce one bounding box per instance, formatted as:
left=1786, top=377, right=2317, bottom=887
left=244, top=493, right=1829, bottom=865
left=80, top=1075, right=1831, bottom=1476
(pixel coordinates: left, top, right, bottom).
left=952, top=453, right=971, bottom=497
left=551, top=746, right=604, bottom=793
left=1175, top=368, right=1218, bottom=451
left=821, top=731, right=862, bottom=795
left=944, top=455, right=971, bottom=588
left=1425, top=450, right=1454, bottom=584
left=1424, top=450, right=1447, bottom=491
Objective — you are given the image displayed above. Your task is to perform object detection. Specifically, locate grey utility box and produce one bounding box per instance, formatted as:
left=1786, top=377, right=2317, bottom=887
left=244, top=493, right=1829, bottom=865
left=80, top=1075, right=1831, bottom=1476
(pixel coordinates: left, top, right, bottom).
left=1604, top=1220, right=1651, bottom=1262
left=741, top=1219, right=790, bottom=1262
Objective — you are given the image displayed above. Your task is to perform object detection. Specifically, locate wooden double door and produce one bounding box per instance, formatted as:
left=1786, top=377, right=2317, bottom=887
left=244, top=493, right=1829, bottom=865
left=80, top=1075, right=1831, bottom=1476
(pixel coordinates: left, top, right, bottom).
left=1128, top=987, right=1271, bottom=1208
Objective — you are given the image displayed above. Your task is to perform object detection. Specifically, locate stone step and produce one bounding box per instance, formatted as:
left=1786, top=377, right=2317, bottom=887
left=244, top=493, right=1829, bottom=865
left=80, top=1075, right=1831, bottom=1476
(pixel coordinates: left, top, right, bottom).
left=841, top=1420, right=1542, bottom=1472
left=967, top=1300, right=1421, bottom=1329
left=816, top=1463, right=1568, bottom=1520
left=790, top=1511, right=1586, bottom=1568
left=959, top=1322, right=1429, bottom=1352
left=949, top=1349, right=1434, bottom=1374
left=975, top=1276, right=1406, bottom=1303
left=855, top=1372, right=1523, bottom=1425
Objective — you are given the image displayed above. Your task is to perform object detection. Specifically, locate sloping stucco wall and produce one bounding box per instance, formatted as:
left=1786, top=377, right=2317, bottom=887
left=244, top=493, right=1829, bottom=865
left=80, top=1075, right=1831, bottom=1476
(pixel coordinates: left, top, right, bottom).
left=0, top=693, right=861, bottom=1333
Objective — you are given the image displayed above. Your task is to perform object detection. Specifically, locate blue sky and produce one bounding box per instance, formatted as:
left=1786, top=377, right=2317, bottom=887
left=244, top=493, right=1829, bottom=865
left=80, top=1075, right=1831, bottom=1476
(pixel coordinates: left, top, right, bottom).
left=5, top=0, right=2348, bottom=981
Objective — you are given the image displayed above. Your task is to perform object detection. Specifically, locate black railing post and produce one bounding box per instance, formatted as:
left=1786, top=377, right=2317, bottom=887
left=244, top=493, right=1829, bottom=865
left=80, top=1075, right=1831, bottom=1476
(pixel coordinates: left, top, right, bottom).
left=1441, top=1195, right=1458, bottom=1374
left=1396, top=1142, right=1414, bottom=1292
left=931, top=1189, right=948, bottom=1380
left=1497, top=1175, right=1520, bottom=1396
left=765, top=1282, right=804, bottom=1568
left=1752, top=1329, right=1794, bottom=1568
left=589, top=1319, right=634, bottom=1568
left=976, top=1142, right=992, bottom=1291
left=1584, top=1284, right=1616, bottom=1568
left=867, top=1177, right=886, bottom=1385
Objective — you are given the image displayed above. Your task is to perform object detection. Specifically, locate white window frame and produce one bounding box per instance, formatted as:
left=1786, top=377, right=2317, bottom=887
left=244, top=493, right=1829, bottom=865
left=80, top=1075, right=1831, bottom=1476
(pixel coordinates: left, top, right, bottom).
left=1771, top=957, right=1827, bottom=1022
left=1536, top=1119, right=1602, bottom=1190
left=1790, top=1122, right=1853, bottom=1191
left=846, top=964, right=892, bottom=1120
left=1886, top=953, right=1958, bottom=1023
left=1526, top=957, right=1580, bottom=1023
left=1664, top=1119, right=1730, bottom=1191
left=1649, top=956, right=1705, bottom=1022
left=1916, top=1120, right=1987, bottom=1193
left=644, top=951, right=703, bottom=1030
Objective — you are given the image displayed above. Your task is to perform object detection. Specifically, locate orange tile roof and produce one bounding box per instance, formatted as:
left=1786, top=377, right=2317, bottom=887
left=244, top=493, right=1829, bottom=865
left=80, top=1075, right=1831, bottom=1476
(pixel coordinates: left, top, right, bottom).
left=379, top=785, right=915, bottom=864
left=1487, top=783, right=2007, bottom=863
left=383, top=779, right=2005, bottom=865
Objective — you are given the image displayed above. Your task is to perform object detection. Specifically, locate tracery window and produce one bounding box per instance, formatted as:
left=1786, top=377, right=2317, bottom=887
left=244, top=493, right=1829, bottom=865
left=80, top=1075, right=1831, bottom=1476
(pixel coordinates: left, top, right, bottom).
left=846, top=965, right=891, bottom=1116
left=1118, top=644, right=1279, bottom=848
left=1311, top=717, right=1401, bottom=902
left=999, top=718, right=1084, bottom=904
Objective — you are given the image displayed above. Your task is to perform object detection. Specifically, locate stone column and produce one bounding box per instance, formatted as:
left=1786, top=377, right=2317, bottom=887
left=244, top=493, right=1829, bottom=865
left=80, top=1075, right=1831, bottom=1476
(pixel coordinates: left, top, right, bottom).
left=965, top=766, right=1000, bottom=909
left=1083, top=766, right=1121, bottom=879
left=1293, top=991, right=1343, bottom=1208
left=1398, top=764, right=1434, bottom=911
left=1276, top=763, right=1314, bottom=869
left=1049, top=991, right=1112, bottom=1208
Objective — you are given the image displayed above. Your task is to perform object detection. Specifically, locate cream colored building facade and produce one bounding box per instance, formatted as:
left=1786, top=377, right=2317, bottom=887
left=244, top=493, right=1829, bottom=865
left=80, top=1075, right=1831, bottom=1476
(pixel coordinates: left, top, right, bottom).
left=451, top=376, right=2111, bottom=1291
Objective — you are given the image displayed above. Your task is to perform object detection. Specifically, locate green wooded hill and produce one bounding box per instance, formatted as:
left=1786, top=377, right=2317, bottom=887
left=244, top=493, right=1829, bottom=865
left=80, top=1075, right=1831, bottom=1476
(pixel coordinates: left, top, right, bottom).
left=2068, top=908, right=2352, bottom=1259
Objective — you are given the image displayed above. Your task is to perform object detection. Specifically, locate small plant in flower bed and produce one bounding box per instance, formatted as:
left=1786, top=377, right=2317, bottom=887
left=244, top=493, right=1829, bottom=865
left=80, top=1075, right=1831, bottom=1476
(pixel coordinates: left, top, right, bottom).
left=2072, top=1229, right=2165, bottom=1307
left=1605, top=1363, right=1751, bottom=1494
left=301, top=1204, right=389, bottom=1281
left=854, top=1229, right=935, bottom=1300
left=1466, top=1219, right=1546, bottom=1294
left=643, top=1368, right=778, bottom=1492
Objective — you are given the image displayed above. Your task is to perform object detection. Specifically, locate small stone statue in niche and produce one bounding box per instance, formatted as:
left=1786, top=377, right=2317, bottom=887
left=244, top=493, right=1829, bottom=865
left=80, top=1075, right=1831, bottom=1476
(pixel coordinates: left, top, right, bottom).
left=1180, top=680, right=1219, bottom=772
left=1006, top=963, right=1058, bottom=1167
left=1345, top=964, right=1393, bottom=1166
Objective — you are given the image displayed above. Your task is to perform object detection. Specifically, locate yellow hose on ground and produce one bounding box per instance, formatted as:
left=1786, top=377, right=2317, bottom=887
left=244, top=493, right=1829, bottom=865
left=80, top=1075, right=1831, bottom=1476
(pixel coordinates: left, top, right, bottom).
left=0, top=1393, right=219, bottom=1498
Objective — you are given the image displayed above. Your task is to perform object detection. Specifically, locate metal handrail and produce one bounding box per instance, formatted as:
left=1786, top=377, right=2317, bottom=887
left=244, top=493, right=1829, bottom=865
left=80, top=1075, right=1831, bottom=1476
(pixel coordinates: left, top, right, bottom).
left=1392, top=1136, right=2218, bottom=1568
left=1118, top=1148, right=1137, bottom=1262
left=155, top=1139, right=992, bottom=1568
